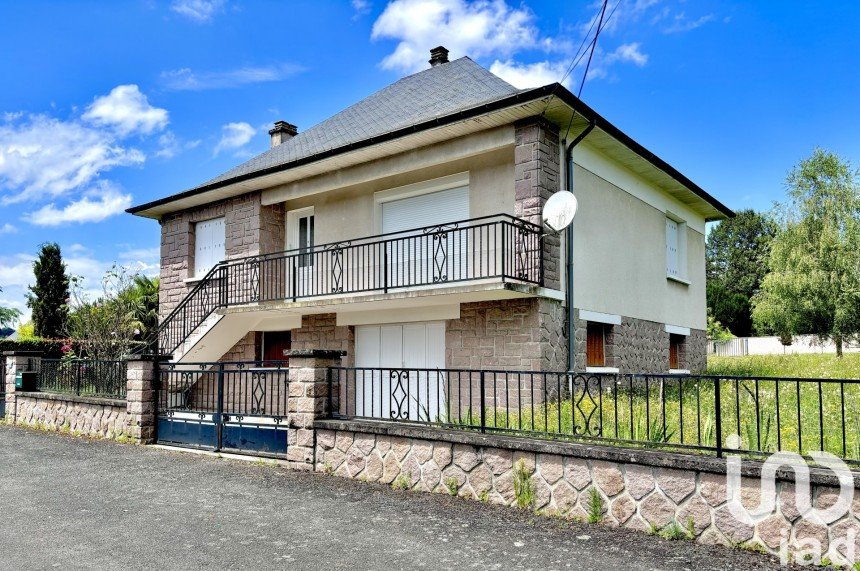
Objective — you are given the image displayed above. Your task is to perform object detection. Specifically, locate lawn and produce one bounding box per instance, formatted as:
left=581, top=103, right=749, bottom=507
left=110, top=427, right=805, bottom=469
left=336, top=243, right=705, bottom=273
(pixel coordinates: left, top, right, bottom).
left=707, top=353, right=860, bottom=379
left=446, top=355, right=860, bottom=462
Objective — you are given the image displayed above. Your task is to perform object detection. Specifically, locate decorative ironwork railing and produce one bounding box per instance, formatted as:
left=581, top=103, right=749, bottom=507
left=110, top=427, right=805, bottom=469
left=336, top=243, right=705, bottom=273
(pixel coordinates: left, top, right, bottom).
left=38, top=359, right=128, bottom=399
left=157, top=361, right=289, bottom=418
left=158, top=214, right=543, bottom=355
left=329, top=367, right=860, bottom=463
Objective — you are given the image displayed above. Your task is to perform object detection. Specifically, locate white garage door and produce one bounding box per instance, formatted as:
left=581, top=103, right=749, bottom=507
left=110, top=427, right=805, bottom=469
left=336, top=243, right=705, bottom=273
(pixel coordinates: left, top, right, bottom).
left=354, top=322, right=446, bottom=421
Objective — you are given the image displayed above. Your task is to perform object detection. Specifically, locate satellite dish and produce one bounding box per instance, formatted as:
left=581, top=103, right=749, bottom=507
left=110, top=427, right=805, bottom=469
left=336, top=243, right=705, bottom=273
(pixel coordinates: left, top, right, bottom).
left=542, top=190, right=578, bottom=233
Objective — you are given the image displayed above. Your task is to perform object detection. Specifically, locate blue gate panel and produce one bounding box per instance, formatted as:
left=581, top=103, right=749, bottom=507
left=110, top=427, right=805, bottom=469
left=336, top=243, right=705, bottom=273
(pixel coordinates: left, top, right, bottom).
left=0, top=398, right=5, bottom=418
left=222, top=422, right=289, bottom=456
left=157, top=417, right=218, bottom=450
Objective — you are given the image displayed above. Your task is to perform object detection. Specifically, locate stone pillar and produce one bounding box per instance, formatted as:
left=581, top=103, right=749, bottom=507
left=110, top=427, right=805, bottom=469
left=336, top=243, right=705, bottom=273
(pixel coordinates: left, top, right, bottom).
left=286, top=350, right=344, bottom=470
left=3, top=351, right=41, bottom=423
left=126, top=358, right=158, bottom=443
left=514, top=117, right=561, bottom=291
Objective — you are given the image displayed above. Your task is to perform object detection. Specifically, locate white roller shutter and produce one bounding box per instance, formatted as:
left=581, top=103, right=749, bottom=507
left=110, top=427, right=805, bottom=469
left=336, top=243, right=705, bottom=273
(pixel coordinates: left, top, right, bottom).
left=194, top=217, right=225, bottom=277
left=381, top=186, right=469, bottom=233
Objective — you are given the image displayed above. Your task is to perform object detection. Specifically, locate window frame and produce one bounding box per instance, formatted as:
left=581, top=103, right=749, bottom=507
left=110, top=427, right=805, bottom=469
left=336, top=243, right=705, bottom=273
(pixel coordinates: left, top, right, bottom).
left=193, top=216, right=225, bottom=278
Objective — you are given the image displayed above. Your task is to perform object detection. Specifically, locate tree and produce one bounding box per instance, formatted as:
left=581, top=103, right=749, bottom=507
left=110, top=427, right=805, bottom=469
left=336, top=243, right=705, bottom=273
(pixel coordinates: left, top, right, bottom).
left=752, top=148, right=860, bottom=356
left=117, top=274, right=159, bottom=353
left=706, top=209, right=777, bottom=336
left=26, top=243, right=70, bottom=338
left=66, top=267, right=153, bottom=360
left=0, top=285, right=21, bottom=328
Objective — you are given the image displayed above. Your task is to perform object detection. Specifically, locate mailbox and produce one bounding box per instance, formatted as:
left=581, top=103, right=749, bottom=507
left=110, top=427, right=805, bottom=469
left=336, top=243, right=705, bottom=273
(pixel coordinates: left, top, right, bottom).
left=15, top=371, right=37, bottom=391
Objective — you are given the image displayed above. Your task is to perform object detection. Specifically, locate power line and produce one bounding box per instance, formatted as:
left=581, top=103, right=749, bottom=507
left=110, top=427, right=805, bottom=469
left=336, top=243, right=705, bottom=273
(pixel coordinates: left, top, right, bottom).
left=577, top=0, right=608, bottom=98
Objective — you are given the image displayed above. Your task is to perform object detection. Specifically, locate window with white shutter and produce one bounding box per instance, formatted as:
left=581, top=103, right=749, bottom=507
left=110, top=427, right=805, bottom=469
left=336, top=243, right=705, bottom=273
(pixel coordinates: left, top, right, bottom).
left=665, top=215, right=688, bottom=282
left=194, top=217, right=225, bottom=277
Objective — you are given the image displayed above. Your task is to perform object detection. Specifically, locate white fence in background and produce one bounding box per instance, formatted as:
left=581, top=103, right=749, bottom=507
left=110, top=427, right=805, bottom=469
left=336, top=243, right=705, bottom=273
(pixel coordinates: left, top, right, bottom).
left=708, top=335, right=860, bottom=356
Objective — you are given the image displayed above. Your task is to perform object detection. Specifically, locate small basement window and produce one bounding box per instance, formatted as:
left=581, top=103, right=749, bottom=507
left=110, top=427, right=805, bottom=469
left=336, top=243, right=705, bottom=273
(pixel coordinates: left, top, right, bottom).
left=669, top=334, right=684, bottom=370
left=586, top=322, right=607, bottom=367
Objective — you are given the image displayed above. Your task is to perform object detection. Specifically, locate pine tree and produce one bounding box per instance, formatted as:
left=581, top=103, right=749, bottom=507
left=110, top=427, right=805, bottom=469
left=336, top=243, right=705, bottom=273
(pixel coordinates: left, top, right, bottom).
left=26, top=243, right=71, bottom=339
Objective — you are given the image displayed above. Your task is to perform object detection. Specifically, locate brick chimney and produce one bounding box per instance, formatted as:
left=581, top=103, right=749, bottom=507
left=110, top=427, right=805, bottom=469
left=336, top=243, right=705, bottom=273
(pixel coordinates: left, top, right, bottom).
left=268, top=120, right=298, bottom=147
left=429, top=46, right=449, bottom=67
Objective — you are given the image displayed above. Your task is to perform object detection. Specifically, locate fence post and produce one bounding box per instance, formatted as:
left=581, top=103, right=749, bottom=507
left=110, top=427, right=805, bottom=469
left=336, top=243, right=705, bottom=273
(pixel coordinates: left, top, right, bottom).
left=3, top=351, right=42, bottom=424
left=714, top=377, right=723, bottom=458
left=286, top=350, right=345, bottom=471
left=216, top=362, right=225, bottom=451
left=126, top=357, right=160, bottom=444
left=479, top=371, right=486, bottom=433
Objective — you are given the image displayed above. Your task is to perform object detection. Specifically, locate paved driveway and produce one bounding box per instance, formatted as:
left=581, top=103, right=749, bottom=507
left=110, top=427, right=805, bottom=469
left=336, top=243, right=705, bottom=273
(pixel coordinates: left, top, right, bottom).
left=0, top=425, right=792, bottom=570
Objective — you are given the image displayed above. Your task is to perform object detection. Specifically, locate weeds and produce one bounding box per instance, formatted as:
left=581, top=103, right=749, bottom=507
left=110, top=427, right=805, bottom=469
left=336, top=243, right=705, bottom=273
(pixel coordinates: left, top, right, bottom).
left=392, top=472, right=412, bottom=491
left=512, top=460, right=535, bottom=509
left=586, top=488, right=604, bottom=524
left=444, top=477, right=459, bottom=496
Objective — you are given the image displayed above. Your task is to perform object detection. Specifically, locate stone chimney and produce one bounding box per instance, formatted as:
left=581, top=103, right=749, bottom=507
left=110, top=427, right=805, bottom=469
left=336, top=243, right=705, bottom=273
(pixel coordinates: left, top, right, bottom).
left=429, top=46, right=449, bottom=67
left=269, top=120, right=298, bottom=147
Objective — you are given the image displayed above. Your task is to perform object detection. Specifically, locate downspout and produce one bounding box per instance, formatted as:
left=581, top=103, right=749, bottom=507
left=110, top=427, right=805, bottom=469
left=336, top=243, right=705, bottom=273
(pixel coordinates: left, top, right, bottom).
left=565, top=118, right=596, bottom=372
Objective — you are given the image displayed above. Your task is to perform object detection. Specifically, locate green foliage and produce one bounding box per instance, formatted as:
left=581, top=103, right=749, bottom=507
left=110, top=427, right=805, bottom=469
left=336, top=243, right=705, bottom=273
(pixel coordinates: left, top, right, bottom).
left=707, top=209, right=777, bottom=336
left=707, top=353, right=860, bottom=379
left=26, top=243, right=71, bottom=339
left=66, top=266, right=153, bottom=360
left=586, top=488, right=604, bottom=524
left=657, top=520, right=691, bottom=541
left=512, top=460, right=535, bottom=509
left=391, top=473, right=412, bottom=490
left=706, top=308, right=734, bottom=342
left=753, top=149, right=860, bottom=356
left=16, top=321, right=36, bottom=340
left=116, top=274, right=159, bottom=353
left=444, top=476, right=459, bottom=496
left=0, top=338, right=72, bottom=358
left=0, top=285, right=21, bottom=328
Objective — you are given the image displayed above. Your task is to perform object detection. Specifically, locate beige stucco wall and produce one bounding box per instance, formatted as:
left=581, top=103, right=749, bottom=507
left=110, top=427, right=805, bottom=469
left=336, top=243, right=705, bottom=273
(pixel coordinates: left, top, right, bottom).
left=269, top=130, right=515, bottom=246
left=569, top=145, right=707, bottom=331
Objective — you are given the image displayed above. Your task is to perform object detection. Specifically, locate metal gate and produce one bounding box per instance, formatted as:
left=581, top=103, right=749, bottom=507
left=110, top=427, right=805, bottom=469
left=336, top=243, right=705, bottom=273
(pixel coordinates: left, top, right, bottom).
left=156, top=361, right=289, bottom=457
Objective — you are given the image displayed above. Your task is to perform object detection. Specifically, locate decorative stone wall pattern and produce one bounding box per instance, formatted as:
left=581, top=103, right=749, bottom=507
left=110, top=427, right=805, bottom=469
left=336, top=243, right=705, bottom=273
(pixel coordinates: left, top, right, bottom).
left=316, top=425, right=860, bottom=561
left=15, top=394, right=132, bottom=439
left=220, top=332, right=261, bottom=363
left=447, top=298, right=566, bottom=372
left=514, top=118, right=561, bottom=291
left=291, top=314, right=355, bottom=368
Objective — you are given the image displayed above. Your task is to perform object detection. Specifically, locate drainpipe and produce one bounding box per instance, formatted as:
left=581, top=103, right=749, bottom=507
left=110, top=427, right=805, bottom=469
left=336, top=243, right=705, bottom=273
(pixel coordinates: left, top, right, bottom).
left=565, top=118, right=596, bottom=372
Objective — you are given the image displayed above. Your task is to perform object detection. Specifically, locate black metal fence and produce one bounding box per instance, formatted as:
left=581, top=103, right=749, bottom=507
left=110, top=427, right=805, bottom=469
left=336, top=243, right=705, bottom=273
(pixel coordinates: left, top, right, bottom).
left=159, top=214, right=543, bottom=355
left=38, top=359, right=128, bottom=399
left=329, top=367, right=860, bottom=463
left=157, top=361, right=290, bottom=417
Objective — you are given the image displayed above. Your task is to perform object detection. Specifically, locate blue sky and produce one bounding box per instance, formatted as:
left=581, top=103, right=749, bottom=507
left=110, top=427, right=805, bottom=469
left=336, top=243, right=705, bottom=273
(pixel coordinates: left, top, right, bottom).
left=1, top=0, right=858, bottom=322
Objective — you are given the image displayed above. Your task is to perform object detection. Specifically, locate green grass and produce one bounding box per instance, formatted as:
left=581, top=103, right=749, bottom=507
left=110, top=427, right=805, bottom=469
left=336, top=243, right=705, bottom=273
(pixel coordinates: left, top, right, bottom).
left=443, top=355, right=860, bottom=461
left=707, top=353, right=860, bottom=379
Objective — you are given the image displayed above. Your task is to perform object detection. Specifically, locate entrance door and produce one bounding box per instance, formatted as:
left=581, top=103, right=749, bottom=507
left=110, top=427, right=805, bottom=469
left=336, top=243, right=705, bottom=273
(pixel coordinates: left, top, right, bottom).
left=354, top=322, right=446, bottom=421
left=263, top=331, right=291, bottom=366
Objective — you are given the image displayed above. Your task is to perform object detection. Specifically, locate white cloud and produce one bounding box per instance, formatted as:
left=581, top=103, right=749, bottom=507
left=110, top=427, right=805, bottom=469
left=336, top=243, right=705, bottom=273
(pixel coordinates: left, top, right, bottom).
left=118, top=246, right=160, bottom=276
left=24, top=181, right=132, bottom=226
left=161, top=63, right=302, bottom=91
left=489, top=60, right=571, bottom=89
left=214, top=122, right=256, bottom=156
left=608, top=43, right=648, bottom=67
left=0, top=223, right=16, bottom=234
left=154, top=131, right=200, bottom=159
left=663, top=12, right=715, bottom=34
left=352, top=0, right=371, bottom=16
left=0, top=254, right=34, bottom=288
left=82, top=85, right=169, bottom=136
left=171, top=0, right=226, bottom=23
left=371, top=0, right=541, bottom=72
left=0, top=113, right=144, bottom=204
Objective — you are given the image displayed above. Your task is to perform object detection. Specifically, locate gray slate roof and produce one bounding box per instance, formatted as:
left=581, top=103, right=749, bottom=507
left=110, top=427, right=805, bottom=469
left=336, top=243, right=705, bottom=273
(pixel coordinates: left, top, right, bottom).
left=201, top=57, right=521, bottom=188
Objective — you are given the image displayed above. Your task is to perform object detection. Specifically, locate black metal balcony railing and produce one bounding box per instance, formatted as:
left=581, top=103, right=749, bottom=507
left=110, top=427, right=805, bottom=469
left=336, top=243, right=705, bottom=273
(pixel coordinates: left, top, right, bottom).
left=159, top=214, right=543, bottom=355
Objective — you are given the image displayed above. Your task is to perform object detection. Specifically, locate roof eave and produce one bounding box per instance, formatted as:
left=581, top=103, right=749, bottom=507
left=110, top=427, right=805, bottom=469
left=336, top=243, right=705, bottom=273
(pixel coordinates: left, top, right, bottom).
left=128, top=83, right=733, bottom=220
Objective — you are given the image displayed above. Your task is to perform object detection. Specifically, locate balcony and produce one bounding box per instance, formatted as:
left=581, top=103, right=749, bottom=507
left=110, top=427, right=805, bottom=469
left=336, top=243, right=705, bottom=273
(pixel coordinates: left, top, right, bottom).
left=159, top=214, right=544, bottom=355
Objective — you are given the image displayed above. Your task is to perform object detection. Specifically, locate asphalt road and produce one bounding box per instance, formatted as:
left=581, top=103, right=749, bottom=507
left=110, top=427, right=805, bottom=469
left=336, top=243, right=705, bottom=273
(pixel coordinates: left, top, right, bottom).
left=0, top=424, right=794, bottom=570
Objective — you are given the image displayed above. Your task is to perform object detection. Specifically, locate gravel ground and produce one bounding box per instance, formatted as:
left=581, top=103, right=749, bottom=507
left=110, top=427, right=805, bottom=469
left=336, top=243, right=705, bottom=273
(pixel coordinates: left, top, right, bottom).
left=0, top=424, right=797, bottom=570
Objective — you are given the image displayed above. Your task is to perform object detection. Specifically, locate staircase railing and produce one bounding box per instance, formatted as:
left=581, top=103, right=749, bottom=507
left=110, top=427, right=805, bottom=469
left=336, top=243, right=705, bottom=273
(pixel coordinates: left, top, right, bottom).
left=157, top=213, right=544, bottom=356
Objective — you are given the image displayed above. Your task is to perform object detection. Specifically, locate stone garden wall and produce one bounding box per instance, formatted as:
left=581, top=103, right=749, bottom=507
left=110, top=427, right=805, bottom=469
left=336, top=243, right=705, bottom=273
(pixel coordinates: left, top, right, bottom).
left=14, top=392, right=132, bottom=439
left=315, top=420, right=860, bottom=563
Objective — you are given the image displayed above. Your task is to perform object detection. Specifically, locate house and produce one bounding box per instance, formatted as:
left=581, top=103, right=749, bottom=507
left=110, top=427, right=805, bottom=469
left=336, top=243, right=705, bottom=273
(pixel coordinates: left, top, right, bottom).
left=129, top=46, right=732, bottom=377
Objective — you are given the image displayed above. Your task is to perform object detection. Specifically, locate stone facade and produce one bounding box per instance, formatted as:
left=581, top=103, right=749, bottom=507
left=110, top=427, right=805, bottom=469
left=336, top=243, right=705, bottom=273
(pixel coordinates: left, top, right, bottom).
left=447, top=298, right=566, bottom=372
left=316, top=422, right=860, bottom=562
left=220, top=332, right=261, bottom=362
left=514, top=118, right=561, bottom=291
left=15, top=392, right=132, bottom=439
left=573, top=310, right=707, bottom=374
left=291, top=314, right=355, bottom=368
